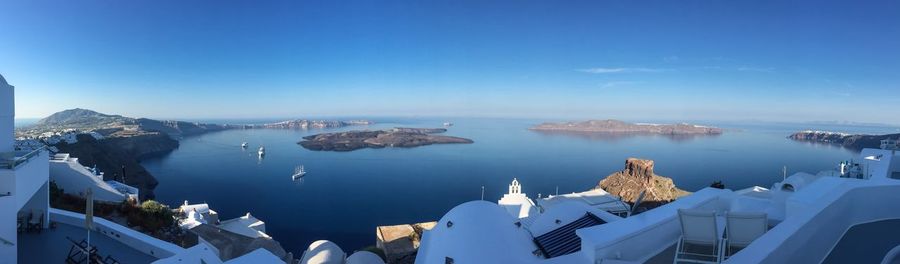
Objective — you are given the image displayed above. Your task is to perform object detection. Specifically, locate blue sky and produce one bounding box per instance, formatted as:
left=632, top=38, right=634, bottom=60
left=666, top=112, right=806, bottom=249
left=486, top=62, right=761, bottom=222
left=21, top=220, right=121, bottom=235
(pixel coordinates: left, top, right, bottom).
left=1, top=1, right=898, bottom=123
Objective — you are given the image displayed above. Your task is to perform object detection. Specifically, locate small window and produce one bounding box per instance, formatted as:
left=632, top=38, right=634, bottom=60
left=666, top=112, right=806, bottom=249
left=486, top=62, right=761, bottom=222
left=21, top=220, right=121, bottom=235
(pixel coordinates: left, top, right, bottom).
left=445, top=257, right=454, bottom=264
left=782, top=184, right=795, bottom=192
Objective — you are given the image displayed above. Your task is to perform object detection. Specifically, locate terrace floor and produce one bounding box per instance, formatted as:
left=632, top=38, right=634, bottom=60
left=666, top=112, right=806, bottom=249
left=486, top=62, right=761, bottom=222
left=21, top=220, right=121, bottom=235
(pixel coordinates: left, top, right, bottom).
left=823, top=219, right=900, bottom=264
left=17, top=223, right=158, bottom=264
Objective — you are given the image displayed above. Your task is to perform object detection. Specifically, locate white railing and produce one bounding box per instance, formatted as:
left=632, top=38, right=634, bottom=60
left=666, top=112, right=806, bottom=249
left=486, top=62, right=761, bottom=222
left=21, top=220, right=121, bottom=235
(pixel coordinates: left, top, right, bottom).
left=0, top=147, right=44, bottom=170
left=49, top=208, right=184, bottom=259
left=727, top=181, right=900, bottom=263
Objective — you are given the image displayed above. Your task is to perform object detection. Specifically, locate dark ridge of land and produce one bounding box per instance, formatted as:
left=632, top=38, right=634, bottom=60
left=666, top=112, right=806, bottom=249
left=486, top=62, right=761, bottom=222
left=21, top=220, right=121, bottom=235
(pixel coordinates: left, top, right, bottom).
left=298, top=127, right=473, bottom=152
left=530, top=119, right=723, bottom=135
left=788, top=130, right=899, bottom=150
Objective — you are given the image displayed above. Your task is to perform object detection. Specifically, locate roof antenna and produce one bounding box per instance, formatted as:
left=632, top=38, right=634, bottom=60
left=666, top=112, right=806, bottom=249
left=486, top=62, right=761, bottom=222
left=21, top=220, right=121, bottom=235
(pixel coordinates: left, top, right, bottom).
left=480, top=186, right=484, bottom=201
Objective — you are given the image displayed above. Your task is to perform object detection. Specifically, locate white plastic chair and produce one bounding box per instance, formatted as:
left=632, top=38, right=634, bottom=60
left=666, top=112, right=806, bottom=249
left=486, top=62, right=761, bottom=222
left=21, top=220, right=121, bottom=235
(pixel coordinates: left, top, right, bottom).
left=723, top=211, right=768, bottom=259
left=674, top=209, right=723, bottom=264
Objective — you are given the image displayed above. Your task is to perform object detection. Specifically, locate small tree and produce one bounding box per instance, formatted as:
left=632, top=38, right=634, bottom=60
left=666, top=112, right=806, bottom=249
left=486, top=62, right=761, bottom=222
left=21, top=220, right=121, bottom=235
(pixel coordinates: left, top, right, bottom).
left=129, top=200, right=175, bottom=232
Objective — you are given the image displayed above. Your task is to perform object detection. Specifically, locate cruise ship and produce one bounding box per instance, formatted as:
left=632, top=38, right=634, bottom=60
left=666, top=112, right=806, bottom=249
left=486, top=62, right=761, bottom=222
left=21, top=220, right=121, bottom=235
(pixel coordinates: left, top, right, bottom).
left=3, top=73, right=900, bottom=264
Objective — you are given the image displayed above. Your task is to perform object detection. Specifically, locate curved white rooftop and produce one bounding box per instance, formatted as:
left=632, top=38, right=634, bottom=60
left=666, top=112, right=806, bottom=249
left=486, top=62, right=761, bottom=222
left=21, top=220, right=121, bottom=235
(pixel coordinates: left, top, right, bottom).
left=346, top=251, right=385, bottom=264
left=415, top=200, right=540, bottom=264
left=300, top=240, right=345, bottom=264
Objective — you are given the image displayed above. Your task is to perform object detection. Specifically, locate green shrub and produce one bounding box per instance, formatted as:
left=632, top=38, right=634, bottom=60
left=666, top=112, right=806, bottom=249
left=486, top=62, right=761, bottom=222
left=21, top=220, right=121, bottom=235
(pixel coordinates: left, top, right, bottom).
left=127, top=200, right=174, bottom=232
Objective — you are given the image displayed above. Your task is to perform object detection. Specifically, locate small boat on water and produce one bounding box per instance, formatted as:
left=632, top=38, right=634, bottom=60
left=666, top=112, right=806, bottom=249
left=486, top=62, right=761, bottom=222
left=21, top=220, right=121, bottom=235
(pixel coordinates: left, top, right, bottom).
left=241, top=142, right=248, bottom=148
left=258, top=146, right=265, bottom=156
left=292, top=165, right=307, bottom=179
left=443, top=122, right=453, bottom=127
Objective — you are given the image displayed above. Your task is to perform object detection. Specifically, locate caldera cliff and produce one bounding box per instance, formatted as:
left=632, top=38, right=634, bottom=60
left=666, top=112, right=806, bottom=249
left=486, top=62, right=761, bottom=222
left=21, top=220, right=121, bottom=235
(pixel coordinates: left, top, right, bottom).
left=788, top=130, right=899, bottom=150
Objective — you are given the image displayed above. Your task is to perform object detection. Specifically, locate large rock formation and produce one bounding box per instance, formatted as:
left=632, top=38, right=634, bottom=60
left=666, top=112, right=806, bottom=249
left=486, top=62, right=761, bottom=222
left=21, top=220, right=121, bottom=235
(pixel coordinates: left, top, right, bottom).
left=788, top=130, right=898, bottom=150
left=530, top=119, right=723, bottom=135
left=597, top=158, right=690, bottom=203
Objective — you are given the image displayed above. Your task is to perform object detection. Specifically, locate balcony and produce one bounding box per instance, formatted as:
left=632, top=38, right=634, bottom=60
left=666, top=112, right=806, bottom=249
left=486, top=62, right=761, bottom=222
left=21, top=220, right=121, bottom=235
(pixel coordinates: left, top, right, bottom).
left=0, top=148, right=45, bottom=170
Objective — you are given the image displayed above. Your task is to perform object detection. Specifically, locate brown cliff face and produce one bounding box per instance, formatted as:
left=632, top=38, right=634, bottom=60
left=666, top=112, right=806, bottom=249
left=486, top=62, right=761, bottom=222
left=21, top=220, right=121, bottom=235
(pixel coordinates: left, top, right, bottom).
left=597, top=158, right=690, bottom=203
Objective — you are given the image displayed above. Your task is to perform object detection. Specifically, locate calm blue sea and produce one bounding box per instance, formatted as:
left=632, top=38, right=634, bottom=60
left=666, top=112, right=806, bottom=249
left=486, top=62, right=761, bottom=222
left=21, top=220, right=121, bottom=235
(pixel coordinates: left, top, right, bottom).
left=139, top=118, right=897, bottom=255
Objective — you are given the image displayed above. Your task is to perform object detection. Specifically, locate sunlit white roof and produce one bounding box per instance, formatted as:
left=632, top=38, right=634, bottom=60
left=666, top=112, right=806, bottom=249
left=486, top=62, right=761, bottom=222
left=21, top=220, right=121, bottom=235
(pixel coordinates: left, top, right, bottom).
left=300, top=240, right=345, bottom=264
left=415, top=200, right=541, bottom=263
left=224, top=248, right=284, bottom=264
left=346, top=251, right=385, bottom=264
left=219, top=213, right=269, bottom=238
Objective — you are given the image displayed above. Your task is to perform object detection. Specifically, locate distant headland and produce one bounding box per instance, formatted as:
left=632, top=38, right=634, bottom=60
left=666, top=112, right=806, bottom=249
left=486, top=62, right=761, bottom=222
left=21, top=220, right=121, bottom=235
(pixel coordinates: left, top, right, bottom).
left=298, top=127, right=474, bottom=151
left=788, top=130, right=900, bottom=150
left=529, top=119, right=723, bottom=135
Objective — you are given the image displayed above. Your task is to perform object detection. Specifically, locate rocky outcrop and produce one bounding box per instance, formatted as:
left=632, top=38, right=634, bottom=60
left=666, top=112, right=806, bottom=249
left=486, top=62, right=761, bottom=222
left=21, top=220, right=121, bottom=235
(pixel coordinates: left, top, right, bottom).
left=788, top=130, right=898, bottom=150
left=53, top=133, right=179, bottom=200
left=530, top=120, right=723, bottom=135
left=298, top=128, right=473, bottom=151
left=596, top=158, right=690, bottom=203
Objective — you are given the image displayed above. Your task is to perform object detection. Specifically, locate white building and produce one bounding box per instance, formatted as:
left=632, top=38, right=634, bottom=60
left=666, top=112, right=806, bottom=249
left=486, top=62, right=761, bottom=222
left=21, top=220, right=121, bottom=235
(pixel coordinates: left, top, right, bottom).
left=298, top=240, right=385, bottom=264
left=0, top=74, right=52, bottom=264
left=882, top=138, right=899, bottom=150
left=415, top=148, right=900, bottom=264
left=49, top=153, right=139, bottom=202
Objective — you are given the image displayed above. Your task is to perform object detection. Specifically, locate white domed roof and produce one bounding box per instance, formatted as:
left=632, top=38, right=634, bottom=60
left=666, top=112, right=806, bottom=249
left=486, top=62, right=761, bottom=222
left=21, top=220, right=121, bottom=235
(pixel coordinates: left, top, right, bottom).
left=346, top=251, right=384, bottom=264
left=416, top=200, right=539, bottom=263
left=300, top=240, right=345, bottom=264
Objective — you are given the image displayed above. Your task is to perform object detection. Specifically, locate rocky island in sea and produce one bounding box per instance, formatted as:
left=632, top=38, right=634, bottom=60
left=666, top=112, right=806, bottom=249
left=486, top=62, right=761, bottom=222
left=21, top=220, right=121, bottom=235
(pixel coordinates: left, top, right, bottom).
left=596, top=158, right=690, bottom=204
left=530, top=119, right=723, bottom=135
left=788, top=130, right=900, bottom=150
left=298, top=127, right=474, bottom=151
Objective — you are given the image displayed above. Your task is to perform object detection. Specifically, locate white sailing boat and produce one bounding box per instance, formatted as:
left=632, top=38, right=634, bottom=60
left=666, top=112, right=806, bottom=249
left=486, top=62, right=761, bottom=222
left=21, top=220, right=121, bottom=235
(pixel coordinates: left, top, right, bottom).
left=241, top=142, right=248, bottom=148
left=258, top=146, right=265, bottom=156
left=292, top=165, right=307, bottom=179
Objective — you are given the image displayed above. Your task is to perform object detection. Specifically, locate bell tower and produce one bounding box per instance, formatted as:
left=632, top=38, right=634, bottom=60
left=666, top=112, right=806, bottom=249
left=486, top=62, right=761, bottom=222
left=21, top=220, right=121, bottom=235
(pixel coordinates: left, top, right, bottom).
left=508, top=178, right=521, bottom=194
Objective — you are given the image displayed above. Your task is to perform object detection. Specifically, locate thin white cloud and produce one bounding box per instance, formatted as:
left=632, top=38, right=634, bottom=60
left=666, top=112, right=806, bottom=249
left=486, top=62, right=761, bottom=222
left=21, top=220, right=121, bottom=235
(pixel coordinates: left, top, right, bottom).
left=600, top=81, right=642, bottom=89
left=737, top=66, right=775, bottom=73
left=577, top=67, right=673, bottom=74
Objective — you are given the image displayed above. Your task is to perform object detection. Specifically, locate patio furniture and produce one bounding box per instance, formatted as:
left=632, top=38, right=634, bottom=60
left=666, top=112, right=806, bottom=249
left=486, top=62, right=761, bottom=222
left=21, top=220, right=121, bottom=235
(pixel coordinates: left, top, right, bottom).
left=28, top=209, right=44, bottom=233
left=17, top=213, right=25, bottom=233
left=723, top=211, right=768, bottom=259
left=66, top=237, right=100, bottom=264
left=674, top=209, right=724, bottom=264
